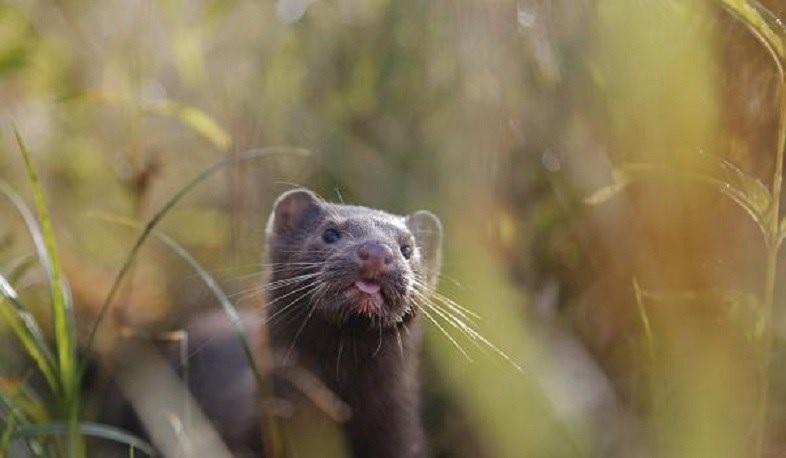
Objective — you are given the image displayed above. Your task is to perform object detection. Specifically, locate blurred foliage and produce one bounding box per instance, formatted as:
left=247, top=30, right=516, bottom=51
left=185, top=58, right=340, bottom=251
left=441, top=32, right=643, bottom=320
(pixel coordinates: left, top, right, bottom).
left=2, top=0, right=786, bottom=456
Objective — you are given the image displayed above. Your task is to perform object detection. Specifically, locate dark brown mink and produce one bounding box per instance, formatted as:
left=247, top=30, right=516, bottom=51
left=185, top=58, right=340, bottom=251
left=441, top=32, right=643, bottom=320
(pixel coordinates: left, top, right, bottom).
left=264, top=188, right=442, bottom=458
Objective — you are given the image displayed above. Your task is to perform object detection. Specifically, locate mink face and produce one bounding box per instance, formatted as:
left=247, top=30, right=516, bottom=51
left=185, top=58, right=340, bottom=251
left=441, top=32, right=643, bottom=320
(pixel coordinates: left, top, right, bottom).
left=265, top=189, right=442, bottom=331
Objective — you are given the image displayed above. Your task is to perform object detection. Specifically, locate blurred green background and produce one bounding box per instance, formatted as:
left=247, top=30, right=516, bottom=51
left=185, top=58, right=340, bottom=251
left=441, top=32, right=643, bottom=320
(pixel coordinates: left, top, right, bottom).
left=2, top=0, right=786, bottom=456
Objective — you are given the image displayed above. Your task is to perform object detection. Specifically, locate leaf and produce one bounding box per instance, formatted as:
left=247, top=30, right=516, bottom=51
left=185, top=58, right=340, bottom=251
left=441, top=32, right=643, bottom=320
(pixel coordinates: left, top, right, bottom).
left=12, top=422, right=155, bottom=456
left=719, top=0, right=785, bottom=72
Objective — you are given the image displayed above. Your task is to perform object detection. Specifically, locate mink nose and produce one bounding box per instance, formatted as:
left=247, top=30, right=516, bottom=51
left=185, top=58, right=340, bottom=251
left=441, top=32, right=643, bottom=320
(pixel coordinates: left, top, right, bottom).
left=357, top=241, right=394, bottom=274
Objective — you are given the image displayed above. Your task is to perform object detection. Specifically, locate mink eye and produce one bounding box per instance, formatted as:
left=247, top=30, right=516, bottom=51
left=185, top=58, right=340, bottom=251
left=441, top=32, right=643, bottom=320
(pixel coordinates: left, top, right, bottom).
left=400, top=244, right=412, bottom=259
left=322, top=228, right=341, bottom=244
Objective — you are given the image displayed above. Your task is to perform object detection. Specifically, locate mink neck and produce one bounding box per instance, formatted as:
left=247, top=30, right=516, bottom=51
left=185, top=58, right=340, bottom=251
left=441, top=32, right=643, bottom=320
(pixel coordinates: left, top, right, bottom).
left=268, top=298, right=426, bottom=458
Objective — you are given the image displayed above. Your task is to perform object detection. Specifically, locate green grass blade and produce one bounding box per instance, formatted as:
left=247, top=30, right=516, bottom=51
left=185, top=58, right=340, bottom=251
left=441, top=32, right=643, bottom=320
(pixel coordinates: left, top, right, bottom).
left=12, top=422, right=155, bottom=457
left=0, top=292, right=59, bottom=391
left=1, top=415, right=17, bottom=454
left=0, top=181, right=60, bottom=287
left=9, top=383, right=49, bottom=426
left=0, top=183, right=61, bottom=392
left=0, top=384, right=28, bottom=427
left=0, top=382, right=47, bottom=457
left=82, top=147, right=309, bottom=359
left=13, top=128, right=82, bottom=456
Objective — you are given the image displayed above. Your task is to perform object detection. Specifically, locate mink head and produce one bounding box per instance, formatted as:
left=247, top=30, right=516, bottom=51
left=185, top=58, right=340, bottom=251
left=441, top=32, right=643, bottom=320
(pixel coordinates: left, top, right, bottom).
left=264, top=188, right=442, bottom=330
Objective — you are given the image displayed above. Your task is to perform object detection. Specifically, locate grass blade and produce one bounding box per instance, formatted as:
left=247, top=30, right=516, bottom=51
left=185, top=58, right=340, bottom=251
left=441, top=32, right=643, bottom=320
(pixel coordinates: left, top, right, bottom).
left=0, top=381, right=47, bottom=457
left=0, top=383, right=28, bottom=427
left=0, top=280, right=58, bottom=391
left=83, top=147, right=309, bottom=358
left=0, top=185, right=61, bottom=393
left=13, top=128, right=82, bottom=456
left=12, top=422, right=155, bottom=457
left=1, top=415, right=17, bottom=454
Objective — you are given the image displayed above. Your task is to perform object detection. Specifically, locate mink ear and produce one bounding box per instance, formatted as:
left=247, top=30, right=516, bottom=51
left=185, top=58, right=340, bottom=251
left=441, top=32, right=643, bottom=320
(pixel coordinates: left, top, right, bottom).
left=266, top=188, right=321, bottom=236
left=406, top=210, right=443, bottom=289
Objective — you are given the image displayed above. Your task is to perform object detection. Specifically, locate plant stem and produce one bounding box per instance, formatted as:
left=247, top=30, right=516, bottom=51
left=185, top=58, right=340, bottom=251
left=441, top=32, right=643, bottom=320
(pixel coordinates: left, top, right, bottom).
left=754, top=72, right=786, bottom=458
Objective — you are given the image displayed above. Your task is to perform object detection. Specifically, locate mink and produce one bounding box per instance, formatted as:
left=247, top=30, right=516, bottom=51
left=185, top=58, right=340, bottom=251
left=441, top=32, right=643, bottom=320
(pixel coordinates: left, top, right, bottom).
left=264, top=188, right=442, bottom=458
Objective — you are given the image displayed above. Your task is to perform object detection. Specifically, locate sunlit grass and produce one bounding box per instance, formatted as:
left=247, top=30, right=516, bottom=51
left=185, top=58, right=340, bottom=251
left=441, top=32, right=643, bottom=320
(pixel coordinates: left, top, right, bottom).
left=2, top=0, right=786, bottom=456
left=588, top=0, right=786, bottom=455
left=0, top=134, right=307, bottom=455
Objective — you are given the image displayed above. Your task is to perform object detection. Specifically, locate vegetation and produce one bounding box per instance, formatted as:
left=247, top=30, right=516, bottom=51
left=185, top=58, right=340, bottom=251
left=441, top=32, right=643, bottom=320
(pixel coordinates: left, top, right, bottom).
left=1, top=0, right=786, bottom=456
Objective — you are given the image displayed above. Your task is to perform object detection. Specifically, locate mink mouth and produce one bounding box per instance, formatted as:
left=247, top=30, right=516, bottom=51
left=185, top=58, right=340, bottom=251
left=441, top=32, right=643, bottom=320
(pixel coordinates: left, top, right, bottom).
left=314, top=260, right=412, bottom=327
left=345, top=278, right=387, bottom=318
left=334, top=274, right=412, bottom=328
left=354, top=279, right=381, bottom=295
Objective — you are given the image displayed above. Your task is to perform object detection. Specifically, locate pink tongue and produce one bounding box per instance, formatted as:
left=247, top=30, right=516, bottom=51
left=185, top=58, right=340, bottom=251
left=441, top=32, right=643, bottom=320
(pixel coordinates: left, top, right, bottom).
left=355, top=280, right=381, bottom=295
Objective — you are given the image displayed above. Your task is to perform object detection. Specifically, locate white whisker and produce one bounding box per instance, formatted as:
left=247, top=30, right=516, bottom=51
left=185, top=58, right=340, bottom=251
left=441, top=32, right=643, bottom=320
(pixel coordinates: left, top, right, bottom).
left=417, top=304, right=472, bottom=361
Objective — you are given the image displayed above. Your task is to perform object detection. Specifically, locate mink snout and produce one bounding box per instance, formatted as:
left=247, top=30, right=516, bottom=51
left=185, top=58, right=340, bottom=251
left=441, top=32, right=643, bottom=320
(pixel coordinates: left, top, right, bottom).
left=356, top=240, right=395, bottom=277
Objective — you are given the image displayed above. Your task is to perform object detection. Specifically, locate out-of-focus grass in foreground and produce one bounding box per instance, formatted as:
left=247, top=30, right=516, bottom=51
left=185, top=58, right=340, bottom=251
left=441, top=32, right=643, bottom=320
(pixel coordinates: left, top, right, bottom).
left=2, top=0, right=786, bottom=456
